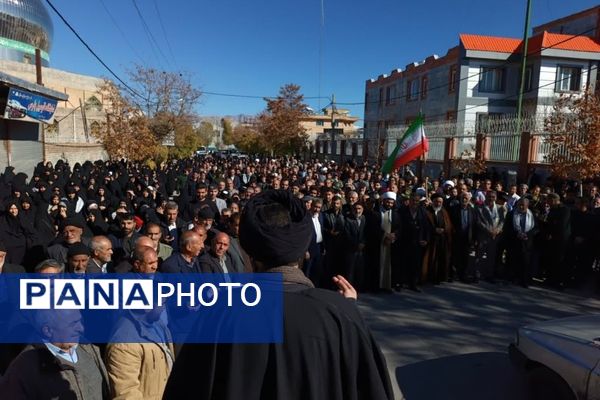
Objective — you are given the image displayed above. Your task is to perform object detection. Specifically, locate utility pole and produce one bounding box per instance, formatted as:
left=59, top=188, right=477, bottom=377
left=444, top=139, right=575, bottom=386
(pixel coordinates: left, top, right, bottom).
left=329, top=93, right=337, bottom=143
left=516, top=0, right=533, bottom=136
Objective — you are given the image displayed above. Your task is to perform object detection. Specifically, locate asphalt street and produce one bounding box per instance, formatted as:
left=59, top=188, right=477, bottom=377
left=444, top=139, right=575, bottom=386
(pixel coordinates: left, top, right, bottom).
left=358, top=282, right=600, bottom=400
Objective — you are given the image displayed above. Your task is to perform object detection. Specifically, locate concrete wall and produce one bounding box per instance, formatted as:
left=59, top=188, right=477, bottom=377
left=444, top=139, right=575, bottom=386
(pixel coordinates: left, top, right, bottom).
left=45, top=142, right=108, bottom=165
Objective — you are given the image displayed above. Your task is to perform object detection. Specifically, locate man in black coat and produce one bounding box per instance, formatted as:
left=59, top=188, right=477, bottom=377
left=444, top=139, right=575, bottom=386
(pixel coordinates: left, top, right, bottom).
left=322, top=195, right=345, bottom=285
left=181, top=183, right=219, bottom=222
left=343, top=202, right=367, bottom=289
left=449, top=192, right=478, bottom=282
left=160, top=201, right=186, bottom=252
left=163, top=190, right=394, bottom=400
left=303, top=198, right=325, bottom=285
left=544, top=193, right=571, bottom=288
left=197, top=232, right=236, bottom=274
left=399, top=193, right=431, bottom=291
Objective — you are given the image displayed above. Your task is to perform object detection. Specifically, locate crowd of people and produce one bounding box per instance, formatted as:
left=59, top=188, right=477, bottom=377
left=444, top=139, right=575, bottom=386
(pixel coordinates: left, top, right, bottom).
left=0, top=153, right=596, bottom=398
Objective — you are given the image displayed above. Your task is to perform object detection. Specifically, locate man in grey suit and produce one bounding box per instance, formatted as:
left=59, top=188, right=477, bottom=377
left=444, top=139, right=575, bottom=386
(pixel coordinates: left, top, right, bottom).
left=87, top=236, right=113, bottom=274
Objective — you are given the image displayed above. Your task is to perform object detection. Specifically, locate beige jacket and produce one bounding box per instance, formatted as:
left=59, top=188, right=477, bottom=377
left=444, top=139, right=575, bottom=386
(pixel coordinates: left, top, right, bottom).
left=105, top=341, right=175, bottom=400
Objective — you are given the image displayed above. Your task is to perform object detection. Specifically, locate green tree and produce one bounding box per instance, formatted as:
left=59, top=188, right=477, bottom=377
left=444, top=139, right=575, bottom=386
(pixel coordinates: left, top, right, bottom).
left=168, top=123, right=201, bottom=159
left=221, top=118, right=234, bottom=145
left=231, top=125, right=265, bottom=154
left=197, top=121, right=215, bottom=146
left=257, top=83, right=309, bottom=155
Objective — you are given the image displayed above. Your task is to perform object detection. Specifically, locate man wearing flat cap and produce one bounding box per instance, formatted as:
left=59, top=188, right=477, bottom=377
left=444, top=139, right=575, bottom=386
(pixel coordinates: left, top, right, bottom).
left=66, top=242, right=90, bottom=274
left=164, top=190, right=394, bottom=400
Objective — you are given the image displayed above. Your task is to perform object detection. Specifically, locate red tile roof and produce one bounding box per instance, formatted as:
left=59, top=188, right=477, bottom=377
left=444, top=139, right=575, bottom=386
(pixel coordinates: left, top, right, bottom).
left=460, top=34, right=522, bottom=53
left=538, top=32, right=600, bottom=53
left=460, top=32, right=600, bottom=54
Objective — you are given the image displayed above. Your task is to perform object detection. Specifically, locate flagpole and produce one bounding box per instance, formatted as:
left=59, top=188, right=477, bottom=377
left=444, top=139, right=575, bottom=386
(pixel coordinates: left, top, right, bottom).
left=419, top=112, right=426, bottom=181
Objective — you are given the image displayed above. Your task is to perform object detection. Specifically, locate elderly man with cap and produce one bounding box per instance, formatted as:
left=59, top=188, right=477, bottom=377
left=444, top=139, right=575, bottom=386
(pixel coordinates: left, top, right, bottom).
left=378, top=190, right=401, bottom=293
left=66, top=243, right=90, bottom=274
left=163, top=189, right=394, bottom=400
left=47, top=216, right=90, bottom=265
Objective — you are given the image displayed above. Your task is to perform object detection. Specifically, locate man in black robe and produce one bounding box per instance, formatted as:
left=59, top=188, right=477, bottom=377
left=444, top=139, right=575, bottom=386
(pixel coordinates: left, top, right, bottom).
left=544, top=193, right=571, bottom=288
left=399, top=193, right=431, bottom=291
left=163, top=189, right=394, bottom=400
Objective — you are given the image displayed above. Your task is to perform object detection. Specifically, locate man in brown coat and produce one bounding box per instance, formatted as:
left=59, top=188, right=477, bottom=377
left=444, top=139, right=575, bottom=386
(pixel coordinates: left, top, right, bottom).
left=423, top=193, right=453, bottom=284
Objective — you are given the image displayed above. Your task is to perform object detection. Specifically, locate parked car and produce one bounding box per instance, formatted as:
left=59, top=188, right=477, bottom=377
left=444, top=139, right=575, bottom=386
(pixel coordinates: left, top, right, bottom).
left=509, top=314, right=600, bottom=400
left=195, top=146, right=208, bottom=156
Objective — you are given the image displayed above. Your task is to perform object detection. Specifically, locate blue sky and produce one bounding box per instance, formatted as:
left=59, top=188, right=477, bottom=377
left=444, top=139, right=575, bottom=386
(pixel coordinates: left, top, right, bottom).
left=49, top=0, right=599, bottom=122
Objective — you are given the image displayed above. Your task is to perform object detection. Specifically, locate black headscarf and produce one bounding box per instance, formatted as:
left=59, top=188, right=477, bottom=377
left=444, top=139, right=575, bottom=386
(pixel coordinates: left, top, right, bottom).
left=239, top=190, right=312, bottom=267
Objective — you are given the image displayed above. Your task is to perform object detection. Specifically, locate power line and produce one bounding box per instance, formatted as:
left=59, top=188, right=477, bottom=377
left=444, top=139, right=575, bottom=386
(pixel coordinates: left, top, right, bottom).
left=131, top=0, right=171, bottom=69
left=151, top=0, right=177, bottom=64
left=98, top=0, right=145, bottom=64
left=45, top=0, right=143, bottom=100
left=46, top=1, right=330, bottom=109
left=336, top=26, right=597, bottom=106
left=202, top=91, right=327, bottom=100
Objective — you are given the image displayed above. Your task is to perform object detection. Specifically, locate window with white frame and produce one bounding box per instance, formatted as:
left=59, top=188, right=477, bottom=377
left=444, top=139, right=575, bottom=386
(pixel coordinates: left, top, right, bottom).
left=479, top=67, right=505, bottom=92
left=555, top=66, right=581, bottom=92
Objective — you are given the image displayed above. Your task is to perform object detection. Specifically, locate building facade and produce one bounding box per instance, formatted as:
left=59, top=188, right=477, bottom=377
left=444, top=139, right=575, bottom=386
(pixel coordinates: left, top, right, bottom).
left=364, top=6, right=600, bottom=144
left=302, top=107, right=359, bottom=143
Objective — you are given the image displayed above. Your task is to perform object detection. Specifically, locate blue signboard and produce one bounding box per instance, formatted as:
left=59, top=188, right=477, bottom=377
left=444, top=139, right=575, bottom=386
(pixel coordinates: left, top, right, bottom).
left=4, top=87, right=58, bottom=123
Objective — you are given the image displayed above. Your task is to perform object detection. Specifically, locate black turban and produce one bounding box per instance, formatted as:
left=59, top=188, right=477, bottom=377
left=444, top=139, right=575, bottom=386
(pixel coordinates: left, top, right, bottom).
left=67, top=242, right=90, bottom=258
left=239, top=189, right=312, bottom=267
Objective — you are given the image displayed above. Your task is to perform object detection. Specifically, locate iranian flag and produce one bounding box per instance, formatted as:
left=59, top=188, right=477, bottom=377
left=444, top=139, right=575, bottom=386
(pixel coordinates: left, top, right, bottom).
left=382, top=115, right=429, bottom=174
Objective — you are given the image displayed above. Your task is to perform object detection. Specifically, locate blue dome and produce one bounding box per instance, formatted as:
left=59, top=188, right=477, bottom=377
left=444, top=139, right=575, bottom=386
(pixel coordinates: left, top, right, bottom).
left=0, top=0, right=53, bottom=66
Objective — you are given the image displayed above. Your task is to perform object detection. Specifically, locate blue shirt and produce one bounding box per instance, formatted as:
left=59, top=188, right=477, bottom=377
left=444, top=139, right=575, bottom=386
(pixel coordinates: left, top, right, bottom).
left=45, top=342, right=78, bottom=364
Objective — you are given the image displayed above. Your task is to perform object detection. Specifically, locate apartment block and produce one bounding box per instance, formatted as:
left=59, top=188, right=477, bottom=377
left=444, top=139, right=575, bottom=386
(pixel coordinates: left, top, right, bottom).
left=364, top=6, right=600, bottom=141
